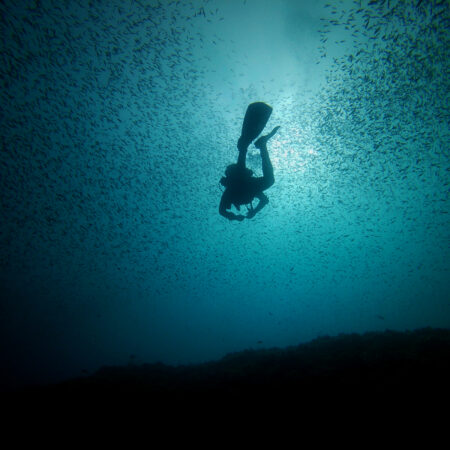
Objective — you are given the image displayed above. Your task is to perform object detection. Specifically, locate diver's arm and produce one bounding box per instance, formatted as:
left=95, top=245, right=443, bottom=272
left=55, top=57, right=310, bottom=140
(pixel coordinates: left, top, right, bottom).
left=246, top=192, right=269, bottom=219
left=219, top=192, right=245, bottom=221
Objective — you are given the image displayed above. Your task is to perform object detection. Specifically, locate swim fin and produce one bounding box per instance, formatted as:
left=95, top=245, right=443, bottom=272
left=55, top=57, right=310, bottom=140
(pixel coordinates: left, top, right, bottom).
left=254, top=126, right=280, bottom=149
left=239, top=102, right=273, bottom=148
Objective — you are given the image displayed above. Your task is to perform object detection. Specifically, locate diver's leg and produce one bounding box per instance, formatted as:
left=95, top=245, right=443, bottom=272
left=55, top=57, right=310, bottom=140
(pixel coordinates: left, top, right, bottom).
left=254, top=126, right=279, bottom=189
left=236, top=138, right=249, bottom=170
left=258, top=143, right=274, bottom=188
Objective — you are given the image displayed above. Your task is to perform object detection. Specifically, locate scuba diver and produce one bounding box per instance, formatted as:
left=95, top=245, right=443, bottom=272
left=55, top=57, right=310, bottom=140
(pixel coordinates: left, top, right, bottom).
left=219, top=102, right=280, bottom=221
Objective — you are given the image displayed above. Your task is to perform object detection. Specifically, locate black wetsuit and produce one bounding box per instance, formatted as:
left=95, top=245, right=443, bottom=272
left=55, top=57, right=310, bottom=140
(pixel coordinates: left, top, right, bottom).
left=219, top=133, right=276, bottom=221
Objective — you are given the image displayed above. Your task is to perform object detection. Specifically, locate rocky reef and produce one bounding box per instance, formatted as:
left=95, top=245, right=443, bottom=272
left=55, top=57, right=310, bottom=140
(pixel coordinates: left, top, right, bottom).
left=12, top=328, right=450, bottom=404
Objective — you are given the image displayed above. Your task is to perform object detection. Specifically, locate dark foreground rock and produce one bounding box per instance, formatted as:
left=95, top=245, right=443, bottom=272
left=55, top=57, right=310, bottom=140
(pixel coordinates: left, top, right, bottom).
left=11, top=328, right=450, bottom=404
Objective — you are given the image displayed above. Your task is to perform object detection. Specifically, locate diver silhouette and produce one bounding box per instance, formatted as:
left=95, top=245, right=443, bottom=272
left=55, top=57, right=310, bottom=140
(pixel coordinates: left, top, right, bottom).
left=219, top=102, right=280, bottom=221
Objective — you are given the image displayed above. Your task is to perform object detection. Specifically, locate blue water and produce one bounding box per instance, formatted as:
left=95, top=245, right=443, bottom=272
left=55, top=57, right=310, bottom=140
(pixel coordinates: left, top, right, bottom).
left=1, top=0, right=449, bottom=390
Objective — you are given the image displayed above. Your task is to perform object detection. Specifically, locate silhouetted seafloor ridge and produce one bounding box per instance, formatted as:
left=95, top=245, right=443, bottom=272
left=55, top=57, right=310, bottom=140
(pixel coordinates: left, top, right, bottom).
left=14, top=328, right=450, bottom=402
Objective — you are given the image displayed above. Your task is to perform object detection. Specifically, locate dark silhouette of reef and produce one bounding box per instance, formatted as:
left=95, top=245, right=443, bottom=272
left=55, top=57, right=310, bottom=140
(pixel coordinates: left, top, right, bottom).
left=11, top=328, right=450, bottom=404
